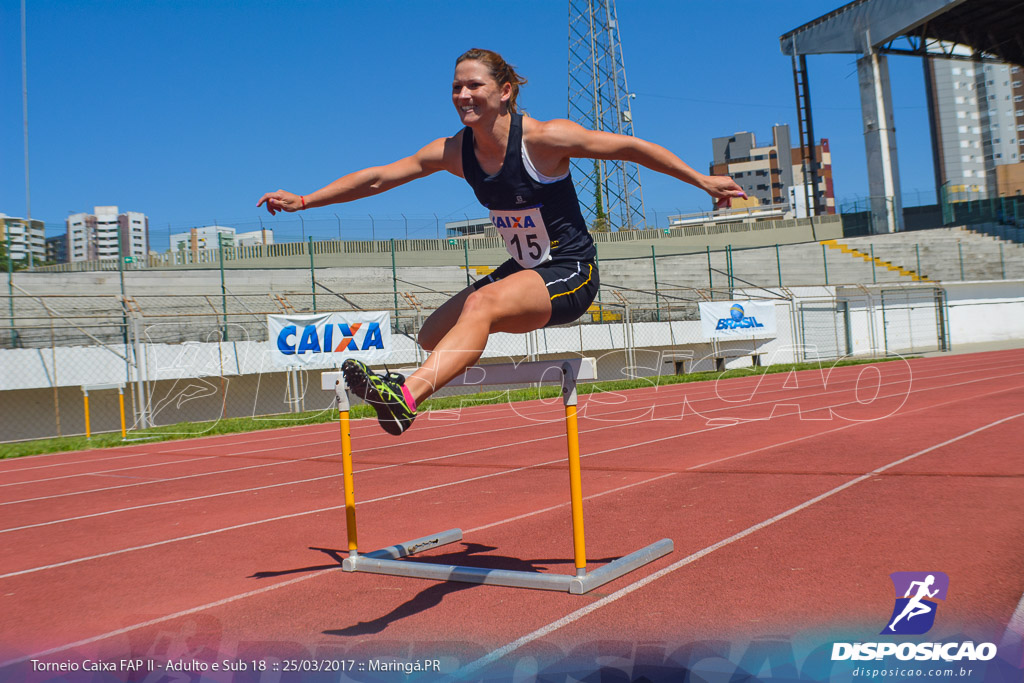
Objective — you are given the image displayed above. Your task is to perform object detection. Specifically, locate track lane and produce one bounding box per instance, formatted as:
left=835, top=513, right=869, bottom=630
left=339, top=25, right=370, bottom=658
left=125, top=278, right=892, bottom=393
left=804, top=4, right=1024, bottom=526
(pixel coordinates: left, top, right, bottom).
left=0, top=351, right=1002, bottom=481
left=1, top=358, right=1020, bottom=575
left=2, top=352, right=1015, bottom=667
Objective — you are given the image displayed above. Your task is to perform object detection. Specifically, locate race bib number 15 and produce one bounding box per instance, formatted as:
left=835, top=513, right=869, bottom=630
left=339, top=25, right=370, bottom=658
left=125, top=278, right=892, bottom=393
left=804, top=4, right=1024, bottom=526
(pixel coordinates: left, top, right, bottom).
left=490, top=206, right=552, bottom=268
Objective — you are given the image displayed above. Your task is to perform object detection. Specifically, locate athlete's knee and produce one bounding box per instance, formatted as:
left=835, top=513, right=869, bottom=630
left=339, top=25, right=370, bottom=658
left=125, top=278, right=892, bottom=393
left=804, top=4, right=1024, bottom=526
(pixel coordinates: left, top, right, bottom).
left=460, top=288, right=499, bottom=320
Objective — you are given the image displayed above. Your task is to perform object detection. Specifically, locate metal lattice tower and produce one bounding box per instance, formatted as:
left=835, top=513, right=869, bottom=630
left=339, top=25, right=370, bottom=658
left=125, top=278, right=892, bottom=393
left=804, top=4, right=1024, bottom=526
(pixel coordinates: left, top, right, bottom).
left=567, top=0, right=645, bottom=231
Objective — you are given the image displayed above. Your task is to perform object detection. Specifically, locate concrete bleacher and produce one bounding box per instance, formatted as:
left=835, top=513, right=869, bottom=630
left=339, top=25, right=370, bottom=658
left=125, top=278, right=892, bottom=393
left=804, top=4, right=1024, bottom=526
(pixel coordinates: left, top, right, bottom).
left=5, top=223, right=1020, bottom=349
left=597, top=235, right=919, bottom=295
left=835, top=227, right=1024, bottom=282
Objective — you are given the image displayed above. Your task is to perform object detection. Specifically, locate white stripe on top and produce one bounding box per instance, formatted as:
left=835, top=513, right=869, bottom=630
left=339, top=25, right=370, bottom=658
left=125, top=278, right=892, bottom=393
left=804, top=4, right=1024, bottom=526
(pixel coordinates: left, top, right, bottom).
left=522, top=140, right=570, bottom=184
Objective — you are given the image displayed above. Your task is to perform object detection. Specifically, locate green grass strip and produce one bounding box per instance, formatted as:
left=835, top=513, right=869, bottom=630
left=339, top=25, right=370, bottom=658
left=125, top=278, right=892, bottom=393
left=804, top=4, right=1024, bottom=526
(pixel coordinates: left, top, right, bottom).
left=0, top=356, right=910, bottom=460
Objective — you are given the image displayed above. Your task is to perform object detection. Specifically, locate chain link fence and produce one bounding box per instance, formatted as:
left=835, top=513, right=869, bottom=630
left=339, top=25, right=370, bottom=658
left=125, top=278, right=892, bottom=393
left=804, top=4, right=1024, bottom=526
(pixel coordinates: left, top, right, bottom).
left=0, top=231, right=1008, bottom=446
left=1, top=276, right=784, bottom=443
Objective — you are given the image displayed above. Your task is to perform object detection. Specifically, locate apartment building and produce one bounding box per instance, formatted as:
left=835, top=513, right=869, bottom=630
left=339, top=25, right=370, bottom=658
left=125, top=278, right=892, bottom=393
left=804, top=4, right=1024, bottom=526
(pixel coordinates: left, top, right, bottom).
left=66, top=206, right=149, bottom=262
left=710, top=124, right=834, bottom=214
left=0, top=214, right=46, bottom=264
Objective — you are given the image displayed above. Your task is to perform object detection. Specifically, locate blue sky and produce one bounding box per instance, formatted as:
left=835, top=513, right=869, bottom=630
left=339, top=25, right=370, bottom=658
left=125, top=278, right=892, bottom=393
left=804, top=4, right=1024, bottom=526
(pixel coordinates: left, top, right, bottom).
left=0, top=1, right=937, bottom=247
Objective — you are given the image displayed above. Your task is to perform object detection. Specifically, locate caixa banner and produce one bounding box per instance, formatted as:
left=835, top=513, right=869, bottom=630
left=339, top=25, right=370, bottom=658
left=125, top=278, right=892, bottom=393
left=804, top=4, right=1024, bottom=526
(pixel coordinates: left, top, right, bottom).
left=266, top=312, right=392, bottom=367
left=698, top=300, right=777, bottom=339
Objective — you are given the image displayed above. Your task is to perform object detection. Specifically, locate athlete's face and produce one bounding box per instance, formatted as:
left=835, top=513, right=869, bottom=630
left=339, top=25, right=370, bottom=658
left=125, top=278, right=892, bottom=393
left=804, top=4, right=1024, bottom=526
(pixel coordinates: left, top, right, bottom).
left=452, top=60, right=511, bottom=125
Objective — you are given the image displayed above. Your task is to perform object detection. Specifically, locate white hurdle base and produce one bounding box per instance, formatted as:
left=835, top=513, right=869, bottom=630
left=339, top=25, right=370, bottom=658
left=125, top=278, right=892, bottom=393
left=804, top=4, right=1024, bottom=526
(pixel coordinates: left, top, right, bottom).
left=342, top=528, right=673, bottom=595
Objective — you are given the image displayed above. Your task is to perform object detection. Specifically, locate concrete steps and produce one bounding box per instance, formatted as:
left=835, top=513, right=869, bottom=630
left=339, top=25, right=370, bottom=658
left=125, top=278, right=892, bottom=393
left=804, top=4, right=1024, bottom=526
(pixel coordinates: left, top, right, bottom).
left=821, top=239, right=928, bottom=282
left=837, top=227, right=1024, bottom=281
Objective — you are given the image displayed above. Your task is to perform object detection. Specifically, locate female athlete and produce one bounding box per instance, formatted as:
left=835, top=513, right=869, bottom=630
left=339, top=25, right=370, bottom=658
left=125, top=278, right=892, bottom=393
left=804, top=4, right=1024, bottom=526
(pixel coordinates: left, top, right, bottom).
left=258, top=48, right=745, bottom=436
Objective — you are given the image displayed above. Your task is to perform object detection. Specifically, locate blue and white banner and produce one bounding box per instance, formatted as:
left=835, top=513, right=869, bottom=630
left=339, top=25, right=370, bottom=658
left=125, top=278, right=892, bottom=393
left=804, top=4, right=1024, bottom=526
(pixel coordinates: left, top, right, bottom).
left=267, top=312, right=392, bottom=367
left=699, top=300, right=777, bottom=339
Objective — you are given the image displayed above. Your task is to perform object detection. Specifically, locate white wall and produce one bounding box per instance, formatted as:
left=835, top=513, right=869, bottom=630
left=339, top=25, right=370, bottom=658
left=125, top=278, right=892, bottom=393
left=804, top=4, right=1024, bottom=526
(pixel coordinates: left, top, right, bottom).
left=944, top=279, right=1024, bottom=345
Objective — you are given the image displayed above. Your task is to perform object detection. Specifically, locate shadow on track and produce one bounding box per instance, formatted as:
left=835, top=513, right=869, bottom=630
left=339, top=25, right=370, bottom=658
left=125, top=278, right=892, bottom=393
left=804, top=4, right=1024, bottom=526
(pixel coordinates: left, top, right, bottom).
left=301, top=543, right=619, bottom=636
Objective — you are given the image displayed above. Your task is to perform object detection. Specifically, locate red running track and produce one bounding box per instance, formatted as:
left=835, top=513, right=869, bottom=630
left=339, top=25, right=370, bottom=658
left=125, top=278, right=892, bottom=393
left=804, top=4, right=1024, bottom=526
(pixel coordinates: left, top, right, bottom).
left=0, top=348, right=1022, bottom=680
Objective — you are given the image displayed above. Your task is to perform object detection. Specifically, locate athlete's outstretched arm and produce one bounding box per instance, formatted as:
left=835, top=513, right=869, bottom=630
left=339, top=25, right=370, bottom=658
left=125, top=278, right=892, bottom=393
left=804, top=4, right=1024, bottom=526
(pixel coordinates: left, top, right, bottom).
left=258, top=135, right=462, bottom=215
left=535, top=119, right=745, bottom=207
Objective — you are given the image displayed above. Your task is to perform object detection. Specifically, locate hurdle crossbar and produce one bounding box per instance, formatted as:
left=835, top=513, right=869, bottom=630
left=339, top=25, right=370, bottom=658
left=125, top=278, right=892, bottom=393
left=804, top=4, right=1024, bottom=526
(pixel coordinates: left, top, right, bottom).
left=322, top=358, right=672, bottom=595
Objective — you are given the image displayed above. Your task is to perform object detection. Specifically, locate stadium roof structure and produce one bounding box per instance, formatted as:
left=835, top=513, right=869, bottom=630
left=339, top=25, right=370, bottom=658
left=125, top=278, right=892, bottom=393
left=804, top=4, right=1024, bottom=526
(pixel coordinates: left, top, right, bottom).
left=778, top=0, right=1024, bottom=236
left=780, top=0, right=1024, bottom=64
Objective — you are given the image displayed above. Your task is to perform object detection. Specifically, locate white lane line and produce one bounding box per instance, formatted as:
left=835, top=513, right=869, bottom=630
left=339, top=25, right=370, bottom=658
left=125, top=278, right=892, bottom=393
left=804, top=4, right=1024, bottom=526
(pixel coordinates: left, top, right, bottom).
left=0, top=472, right=680, bottom=670
left=0, top=455, right=223, bottom=490
left=0, top=357, right=1008, bottom=511
left=0, top=451, right=156, bottom=474
left=0, top=570, right=333, bottom=669
left=0, top=363, right=928, bottom=531
left=0, top=352, right=993, bottom=479
left=0, top=386, right=601, bottom=489
left=452, top=412, right=1024, bottom=680
left=0, top=458, right=578, bottom=579
left=0, top=417, right=565, bottom=501
left=0, top=419, right=582, bottom=533
left=3, top=410, right=1018, bottom=672
left=0, top=350, right=995, bottom=484
left=462, top=472, right=678, bottom=536
left=3, top=377, right=1019, bottom=579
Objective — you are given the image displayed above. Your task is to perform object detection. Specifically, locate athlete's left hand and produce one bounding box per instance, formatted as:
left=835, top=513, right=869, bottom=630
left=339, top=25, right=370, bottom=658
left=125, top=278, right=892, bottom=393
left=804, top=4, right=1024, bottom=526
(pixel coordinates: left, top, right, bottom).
left=700, top=175, right=747, bottom=209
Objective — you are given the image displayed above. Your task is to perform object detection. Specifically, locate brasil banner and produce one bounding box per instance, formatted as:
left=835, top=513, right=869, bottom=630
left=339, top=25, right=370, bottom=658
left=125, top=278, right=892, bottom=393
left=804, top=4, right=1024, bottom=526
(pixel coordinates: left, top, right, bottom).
left=698, top=300, right=777, bottom=339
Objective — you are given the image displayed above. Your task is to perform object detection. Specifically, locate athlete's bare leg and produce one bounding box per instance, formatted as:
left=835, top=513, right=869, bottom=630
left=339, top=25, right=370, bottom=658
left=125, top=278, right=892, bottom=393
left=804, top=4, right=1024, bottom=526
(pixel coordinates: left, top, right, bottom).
left=407, top=269, right=551, bottom=403
left=417, top=285, right=475, bottom=352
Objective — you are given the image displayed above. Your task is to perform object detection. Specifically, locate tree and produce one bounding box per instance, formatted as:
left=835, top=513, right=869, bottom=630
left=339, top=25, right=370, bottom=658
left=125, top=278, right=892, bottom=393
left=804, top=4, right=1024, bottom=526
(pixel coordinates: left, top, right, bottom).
left=589, top=161, right=611, bottom=232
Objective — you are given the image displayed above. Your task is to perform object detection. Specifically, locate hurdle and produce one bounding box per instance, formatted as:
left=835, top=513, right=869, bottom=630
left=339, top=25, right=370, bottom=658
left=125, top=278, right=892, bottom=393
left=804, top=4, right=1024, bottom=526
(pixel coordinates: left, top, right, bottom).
left=81, top=383, right=127, bottom=440
left=321, top=358, right=673, bottom=594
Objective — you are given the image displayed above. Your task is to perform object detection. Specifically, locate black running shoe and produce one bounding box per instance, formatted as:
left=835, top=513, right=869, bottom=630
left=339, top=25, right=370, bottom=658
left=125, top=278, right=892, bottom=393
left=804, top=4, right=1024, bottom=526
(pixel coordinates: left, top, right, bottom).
left=341, top=359, right=417, bottom=436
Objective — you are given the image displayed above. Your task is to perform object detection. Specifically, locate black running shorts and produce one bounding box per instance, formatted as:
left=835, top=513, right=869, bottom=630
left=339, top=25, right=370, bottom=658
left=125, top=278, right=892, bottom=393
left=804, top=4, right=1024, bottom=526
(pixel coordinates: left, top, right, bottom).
left=472, top=258, right=600, bottom=327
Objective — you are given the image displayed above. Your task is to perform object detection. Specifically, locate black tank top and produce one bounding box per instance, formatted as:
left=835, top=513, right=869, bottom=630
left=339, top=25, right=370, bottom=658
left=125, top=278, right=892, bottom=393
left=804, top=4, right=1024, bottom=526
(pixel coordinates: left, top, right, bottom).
left=461, top=113, right=596, bottom=266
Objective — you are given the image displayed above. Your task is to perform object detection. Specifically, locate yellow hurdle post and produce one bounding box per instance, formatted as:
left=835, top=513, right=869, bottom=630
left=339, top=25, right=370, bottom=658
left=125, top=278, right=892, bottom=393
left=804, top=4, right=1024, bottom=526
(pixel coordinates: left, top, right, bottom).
left=335, top=379, right=358, bottom=554
left=561, top=362, right=587, bottom=576
left=82, top=389, right=91, bottom=440
left=118, top=387, right=127, bottom=439
left=565, top=403, right=587, bottom=575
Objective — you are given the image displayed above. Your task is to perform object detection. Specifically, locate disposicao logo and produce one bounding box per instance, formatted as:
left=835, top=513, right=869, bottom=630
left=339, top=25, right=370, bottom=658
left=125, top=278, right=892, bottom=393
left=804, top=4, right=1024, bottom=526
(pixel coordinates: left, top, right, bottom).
left=831, top=572, right=998, bottom=663
left=883, top=572, right=948, bottom=635
left=715, top=303, right=764, bottom=330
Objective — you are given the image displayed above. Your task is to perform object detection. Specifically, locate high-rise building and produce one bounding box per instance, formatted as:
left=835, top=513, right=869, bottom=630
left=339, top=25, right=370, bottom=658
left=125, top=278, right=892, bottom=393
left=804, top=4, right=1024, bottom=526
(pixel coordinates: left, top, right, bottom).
left=791, top=138, right=835, bottom=216
left=0, top=214, right=46, bottom=264
left=169, top=226, right=273, bottom=259
left=236, top=229, right=273, bottom=247
left=170, top=225, right=235, bottom=253
left=66, top=206, right=149, bottom=262
left=710, top=125, right=834, bottom=214
left=45, top=234, right=67, bottom=264
left=926, top=57, right=1024, bottom=200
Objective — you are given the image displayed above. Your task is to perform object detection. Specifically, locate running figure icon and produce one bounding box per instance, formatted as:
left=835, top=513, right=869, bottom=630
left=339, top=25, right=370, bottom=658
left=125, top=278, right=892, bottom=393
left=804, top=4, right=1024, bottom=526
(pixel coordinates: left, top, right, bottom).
left=888, top=574, right=940, bottom=632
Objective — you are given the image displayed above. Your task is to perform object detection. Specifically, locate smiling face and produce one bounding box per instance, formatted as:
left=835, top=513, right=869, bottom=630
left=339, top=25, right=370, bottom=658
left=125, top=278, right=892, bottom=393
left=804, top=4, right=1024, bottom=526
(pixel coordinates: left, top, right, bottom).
left=452, top=59, right=512, bottom=126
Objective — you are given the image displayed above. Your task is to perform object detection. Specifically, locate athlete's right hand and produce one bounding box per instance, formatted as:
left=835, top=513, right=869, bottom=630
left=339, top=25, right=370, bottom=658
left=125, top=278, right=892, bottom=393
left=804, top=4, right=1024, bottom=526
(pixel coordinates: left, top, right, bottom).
left=699, top=175, right=747, bottom=209
left=257, top=190, right=303, bottom=215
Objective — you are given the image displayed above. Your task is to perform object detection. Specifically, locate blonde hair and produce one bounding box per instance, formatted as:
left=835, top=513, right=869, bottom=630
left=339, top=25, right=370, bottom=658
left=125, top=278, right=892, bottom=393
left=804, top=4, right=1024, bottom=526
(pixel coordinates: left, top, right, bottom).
left=455, top=48, right=528, bottom=114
